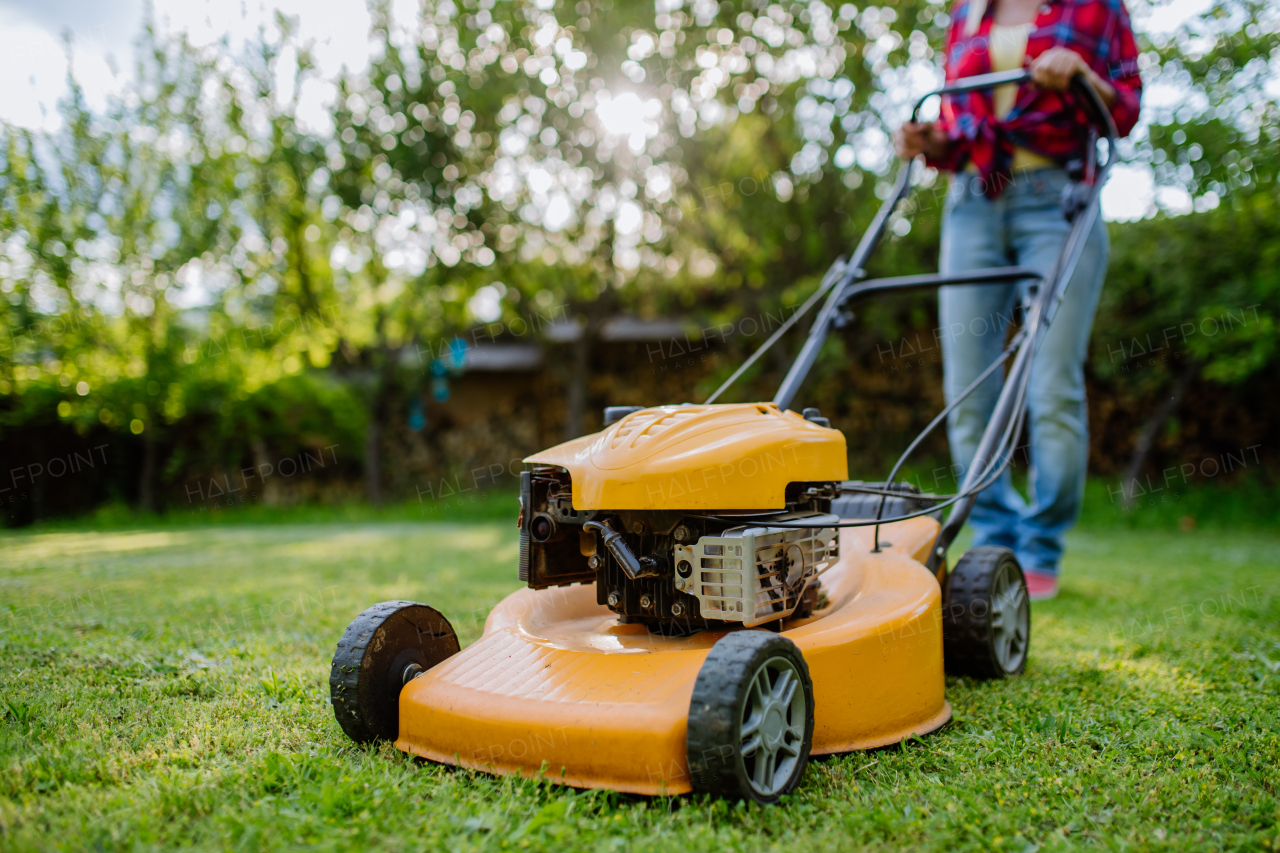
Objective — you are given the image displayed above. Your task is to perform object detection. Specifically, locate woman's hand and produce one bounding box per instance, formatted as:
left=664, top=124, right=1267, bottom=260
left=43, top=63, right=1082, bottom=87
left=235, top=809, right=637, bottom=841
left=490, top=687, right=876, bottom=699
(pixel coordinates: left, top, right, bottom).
left=1029, top=47, right=1087, bottom=91
left=1029, top=46, right=1117, bottom=107
left=894, top=121, right=951, bottom=161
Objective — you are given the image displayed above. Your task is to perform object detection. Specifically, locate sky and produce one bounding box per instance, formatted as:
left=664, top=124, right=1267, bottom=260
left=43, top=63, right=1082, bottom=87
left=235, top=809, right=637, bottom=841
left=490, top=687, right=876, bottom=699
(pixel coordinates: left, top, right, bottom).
left=0, top=0, right=1216, bottom=222
left=0, top=0, right=374, bottom=128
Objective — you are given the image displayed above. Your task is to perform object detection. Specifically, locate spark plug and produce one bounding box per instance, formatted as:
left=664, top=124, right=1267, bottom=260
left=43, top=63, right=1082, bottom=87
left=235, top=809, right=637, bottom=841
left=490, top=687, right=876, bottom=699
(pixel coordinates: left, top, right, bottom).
left=584, top=521, right=661, bottom=579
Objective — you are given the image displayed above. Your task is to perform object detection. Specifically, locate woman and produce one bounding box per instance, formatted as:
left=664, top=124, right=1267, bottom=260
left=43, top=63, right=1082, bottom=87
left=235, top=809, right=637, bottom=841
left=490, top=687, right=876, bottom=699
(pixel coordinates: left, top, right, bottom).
left=896, top=0, right=1142, bottom=599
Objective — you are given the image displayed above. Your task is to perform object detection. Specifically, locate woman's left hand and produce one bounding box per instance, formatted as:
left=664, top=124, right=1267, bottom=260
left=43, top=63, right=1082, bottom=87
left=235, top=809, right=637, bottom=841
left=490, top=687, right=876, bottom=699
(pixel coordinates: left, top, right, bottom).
left=1029, top=46, right=1118, bottom=107
left=1029, top=47, right=1088, bottom=91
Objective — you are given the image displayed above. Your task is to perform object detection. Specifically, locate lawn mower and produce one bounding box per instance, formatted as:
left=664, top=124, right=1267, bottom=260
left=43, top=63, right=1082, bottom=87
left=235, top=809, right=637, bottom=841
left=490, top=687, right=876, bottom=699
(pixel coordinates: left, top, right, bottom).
left=329, top=71, right=1117, bottom=803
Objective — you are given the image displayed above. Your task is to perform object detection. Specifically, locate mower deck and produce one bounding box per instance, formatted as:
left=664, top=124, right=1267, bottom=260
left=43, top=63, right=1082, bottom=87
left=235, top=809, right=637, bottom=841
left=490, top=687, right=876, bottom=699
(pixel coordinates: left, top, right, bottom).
left=395, top=516, right=950, bottom=794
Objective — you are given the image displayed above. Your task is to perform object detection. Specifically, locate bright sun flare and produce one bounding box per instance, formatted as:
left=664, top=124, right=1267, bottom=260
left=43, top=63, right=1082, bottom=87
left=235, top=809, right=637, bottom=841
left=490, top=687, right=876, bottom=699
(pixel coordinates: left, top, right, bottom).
left=594, top=91, right=662, bottom=150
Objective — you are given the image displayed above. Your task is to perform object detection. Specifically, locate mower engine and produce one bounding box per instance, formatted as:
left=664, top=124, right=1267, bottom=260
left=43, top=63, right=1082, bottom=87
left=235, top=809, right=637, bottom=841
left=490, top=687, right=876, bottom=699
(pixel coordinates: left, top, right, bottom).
left=516, top=404, right=851, bottom=631
left=520, top=468, right=838, bottom=629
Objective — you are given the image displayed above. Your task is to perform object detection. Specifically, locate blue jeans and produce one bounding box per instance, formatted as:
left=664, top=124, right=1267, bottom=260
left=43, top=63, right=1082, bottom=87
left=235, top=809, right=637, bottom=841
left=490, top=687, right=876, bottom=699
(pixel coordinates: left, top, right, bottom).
left=938, top=168, right=1108, bottom=576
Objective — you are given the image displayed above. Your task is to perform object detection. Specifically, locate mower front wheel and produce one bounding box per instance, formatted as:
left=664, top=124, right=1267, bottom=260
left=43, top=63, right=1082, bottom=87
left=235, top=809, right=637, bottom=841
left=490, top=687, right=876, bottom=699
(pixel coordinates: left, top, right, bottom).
left=686, top=631, right=815, bottom=804
left=942, top=547, right=1030, bottom=679
left=329, top=601, right=460, bottom=743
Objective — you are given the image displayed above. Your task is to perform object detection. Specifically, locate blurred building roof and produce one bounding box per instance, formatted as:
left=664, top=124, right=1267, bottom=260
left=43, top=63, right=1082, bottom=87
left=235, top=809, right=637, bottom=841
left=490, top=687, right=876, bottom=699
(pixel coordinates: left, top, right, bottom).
left=542, top=319, right=583, bottom=343
left=434, top=316, right=690, bottom=374
left=600, top=316, right=688, bottom=342
left=540, top=316, right=688, bottom=344
left=462, top=343, right=544, bottom=372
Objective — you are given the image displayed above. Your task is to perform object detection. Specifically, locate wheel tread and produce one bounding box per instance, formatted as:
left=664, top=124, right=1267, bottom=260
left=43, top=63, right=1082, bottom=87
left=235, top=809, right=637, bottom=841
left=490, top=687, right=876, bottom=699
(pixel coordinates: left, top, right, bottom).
left=942, top=546, right=1029, bottom=680
left=686, top=631, right=814, bottom=803
left=329, top=600, right=458, bottom=743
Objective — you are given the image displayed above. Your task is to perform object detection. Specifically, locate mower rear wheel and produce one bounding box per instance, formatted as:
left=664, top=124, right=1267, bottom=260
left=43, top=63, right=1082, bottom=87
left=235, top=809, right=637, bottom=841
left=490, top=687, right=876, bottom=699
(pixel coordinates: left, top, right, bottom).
left=686, top=631, right=814, bottom=804
left=329, top=601, right=460, bottom=743
left=943, top=547, right=1030, bottom=679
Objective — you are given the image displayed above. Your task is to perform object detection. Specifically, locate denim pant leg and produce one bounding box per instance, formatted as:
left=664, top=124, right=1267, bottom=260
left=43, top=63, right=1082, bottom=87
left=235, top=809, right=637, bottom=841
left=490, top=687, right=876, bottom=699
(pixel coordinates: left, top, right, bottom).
left=938, top=176, right=1026, bottom=551
left=1007, top=173, right=1109, bottom=573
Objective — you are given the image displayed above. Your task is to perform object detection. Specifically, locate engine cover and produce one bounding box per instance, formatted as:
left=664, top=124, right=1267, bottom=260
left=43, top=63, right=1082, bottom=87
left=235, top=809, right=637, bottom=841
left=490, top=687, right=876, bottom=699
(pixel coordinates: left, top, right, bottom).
left=523, top=403, right=847, bottom=511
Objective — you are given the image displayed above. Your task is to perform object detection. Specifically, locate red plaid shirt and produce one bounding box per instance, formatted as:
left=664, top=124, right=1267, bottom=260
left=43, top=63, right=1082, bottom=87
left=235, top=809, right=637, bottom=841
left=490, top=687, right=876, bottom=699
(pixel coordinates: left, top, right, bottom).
left=927, top=0, right=1142, bottom=195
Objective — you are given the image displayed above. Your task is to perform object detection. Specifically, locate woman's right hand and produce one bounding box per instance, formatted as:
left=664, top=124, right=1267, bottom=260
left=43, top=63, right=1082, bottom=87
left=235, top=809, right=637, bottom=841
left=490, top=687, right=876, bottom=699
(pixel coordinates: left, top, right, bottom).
left=894, top=121, right=950, bottom=161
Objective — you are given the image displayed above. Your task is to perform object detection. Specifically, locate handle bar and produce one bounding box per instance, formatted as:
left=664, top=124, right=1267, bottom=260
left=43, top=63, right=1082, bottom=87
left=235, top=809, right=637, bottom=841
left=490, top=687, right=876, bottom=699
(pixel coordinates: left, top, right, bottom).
left=909, top=68, right=1118, bottom=149
left=725, top=68, right=1120, bottom=416
left=909, top=69, right=1033, bottom=122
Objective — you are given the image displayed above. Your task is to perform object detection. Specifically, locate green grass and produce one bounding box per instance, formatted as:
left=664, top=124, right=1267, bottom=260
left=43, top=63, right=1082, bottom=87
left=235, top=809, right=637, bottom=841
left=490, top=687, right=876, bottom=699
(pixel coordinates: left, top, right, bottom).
left=21, top=488, right=519, bottom=531
left=1, top=514, right=1278, bottom=851
left=1076, top=478, right=1280, bottom=531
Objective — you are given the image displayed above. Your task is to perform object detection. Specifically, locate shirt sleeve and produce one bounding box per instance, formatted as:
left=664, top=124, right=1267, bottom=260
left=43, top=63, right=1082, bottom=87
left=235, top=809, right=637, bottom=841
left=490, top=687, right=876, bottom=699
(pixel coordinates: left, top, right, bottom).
left=1101, top=0, right=1143, bottom=138
left=923, top=3, right=968, bottom=171
left=924, top=98, right=968, bottom=172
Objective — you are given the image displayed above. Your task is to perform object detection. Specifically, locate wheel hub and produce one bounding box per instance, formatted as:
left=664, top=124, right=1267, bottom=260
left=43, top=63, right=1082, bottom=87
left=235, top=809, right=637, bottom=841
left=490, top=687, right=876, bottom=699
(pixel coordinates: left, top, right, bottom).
left=989, top=563, right=1030, bottom=673
left=762, top=706, right=786, bottom=744
left=739, top=656, right=808, bottom=797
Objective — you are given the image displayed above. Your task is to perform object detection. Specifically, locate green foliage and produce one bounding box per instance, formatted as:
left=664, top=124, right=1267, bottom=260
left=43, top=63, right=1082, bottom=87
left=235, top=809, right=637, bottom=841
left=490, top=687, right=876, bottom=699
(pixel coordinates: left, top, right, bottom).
left=1098, top=190, right=1279, bottom=384
left=1, top=0, right=1278, bottom=522
left=1140, top=0, right=1279, bottom=205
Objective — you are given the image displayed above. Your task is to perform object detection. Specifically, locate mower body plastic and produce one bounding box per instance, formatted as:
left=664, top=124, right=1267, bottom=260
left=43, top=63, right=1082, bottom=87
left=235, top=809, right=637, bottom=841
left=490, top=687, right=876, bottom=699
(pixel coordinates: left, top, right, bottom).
left=395, top=516, right=949, bottom=795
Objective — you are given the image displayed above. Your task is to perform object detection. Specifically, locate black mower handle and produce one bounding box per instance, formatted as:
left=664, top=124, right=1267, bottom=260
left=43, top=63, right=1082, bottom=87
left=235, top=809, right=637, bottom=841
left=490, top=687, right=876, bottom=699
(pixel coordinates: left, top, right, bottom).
left=909, top=69, right=1119, bottom=148
left=721, top=67, right=1121, bottom=491
left=909, top=68, right=1032, bottom=123
left=765, top=70, right=1118, bottom=412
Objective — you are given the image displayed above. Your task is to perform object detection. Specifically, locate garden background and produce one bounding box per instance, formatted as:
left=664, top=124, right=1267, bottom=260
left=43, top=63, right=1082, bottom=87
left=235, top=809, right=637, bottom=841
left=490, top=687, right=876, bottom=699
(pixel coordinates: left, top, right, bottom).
left=1, top=0, right=1277, bottom=523
left=2, top=2, right=1279, bottom=850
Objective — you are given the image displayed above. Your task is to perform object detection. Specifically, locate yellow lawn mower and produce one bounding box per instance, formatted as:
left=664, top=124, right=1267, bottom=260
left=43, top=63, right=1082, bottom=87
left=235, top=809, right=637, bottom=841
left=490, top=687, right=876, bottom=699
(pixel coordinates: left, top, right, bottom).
left=329, top=71, right=1117, bottom=803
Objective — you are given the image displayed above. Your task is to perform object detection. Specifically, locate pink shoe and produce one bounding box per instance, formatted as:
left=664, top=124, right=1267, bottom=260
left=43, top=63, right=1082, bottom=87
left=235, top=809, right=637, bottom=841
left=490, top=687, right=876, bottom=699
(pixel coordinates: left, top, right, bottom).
left=1024, top=569, right=1059, bottom=601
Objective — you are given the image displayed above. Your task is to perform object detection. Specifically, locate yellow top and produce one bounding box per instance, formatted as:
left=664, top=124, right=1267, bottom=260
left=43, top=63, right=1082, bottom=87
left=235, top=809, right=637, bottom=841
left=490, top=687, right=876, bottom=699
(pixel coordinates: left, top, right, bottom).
left=983, top=23, right=1055, bottom=172
left=524, top=403, right=848, bottom=511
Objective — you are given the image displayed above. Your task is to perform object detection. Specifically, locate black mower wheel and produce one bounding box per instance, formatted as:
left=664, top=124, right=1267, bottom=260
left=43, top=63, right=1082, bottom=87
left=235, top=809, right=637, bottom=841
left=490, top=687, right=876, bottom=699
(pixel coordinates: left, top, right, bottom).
left=686, top=631, right=814, bottom=804
left=943, top=547, right=1030, bottom=679
left=329, top=601, right=460, bottom=743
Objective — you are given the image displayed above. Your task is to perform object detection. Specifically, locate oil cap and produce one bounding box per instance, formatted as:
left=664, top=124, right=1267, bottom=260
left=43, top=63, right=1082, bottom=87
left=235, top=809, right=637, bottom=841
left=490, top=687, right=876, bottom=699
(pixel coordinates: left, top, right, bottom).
left=802, top=407, right=830, bottom=428
left=603, top=406, right=644, bottom=426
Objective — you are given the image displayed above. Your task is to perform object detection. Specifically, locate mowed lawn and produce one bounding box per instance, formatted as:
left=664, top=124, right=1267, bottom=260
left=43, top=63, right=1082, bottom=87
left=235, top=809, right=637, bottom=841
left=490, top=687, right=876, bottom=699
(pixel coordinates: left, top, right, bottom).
left=0, top=518, right=1277, bottom=851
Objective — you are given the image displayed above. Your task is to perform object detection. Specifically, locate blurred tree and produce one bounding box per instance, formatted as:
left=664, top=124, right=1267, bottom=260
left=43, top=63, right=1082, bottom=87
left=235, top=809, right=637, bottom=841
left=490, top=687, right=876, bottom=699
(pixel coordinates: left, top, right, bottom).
left=1095, top=0, right=1279, bottom=488
left=3, top=0, right=1278, bottom=522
